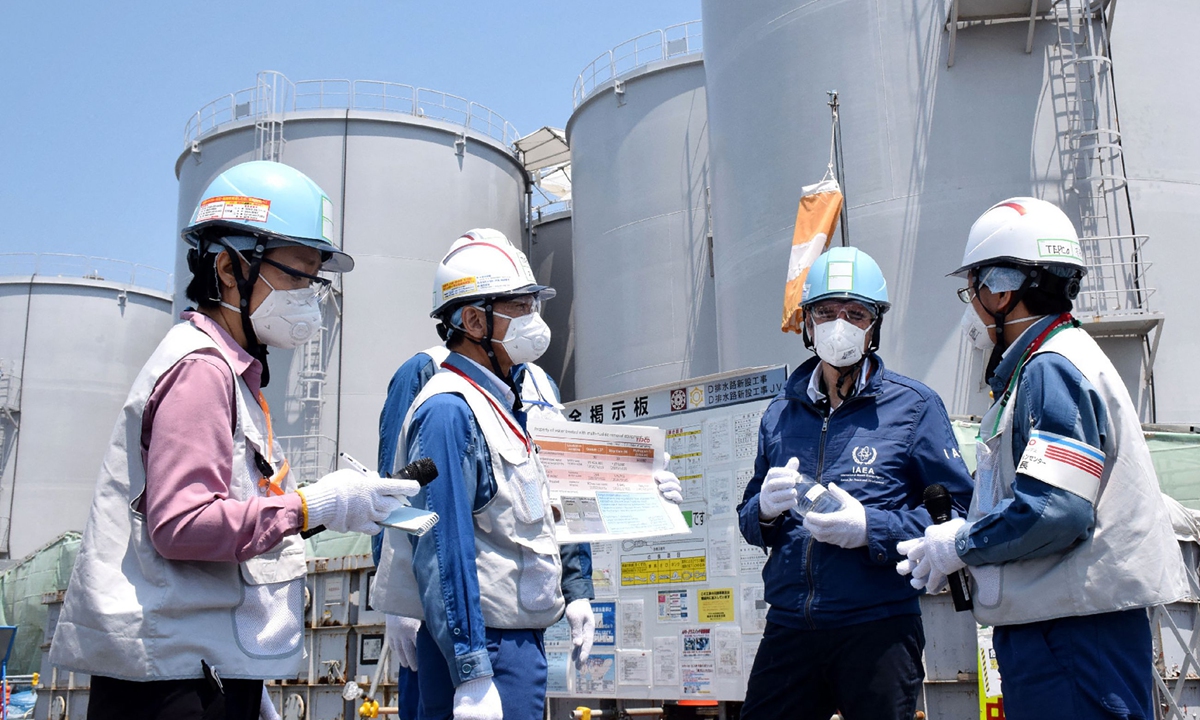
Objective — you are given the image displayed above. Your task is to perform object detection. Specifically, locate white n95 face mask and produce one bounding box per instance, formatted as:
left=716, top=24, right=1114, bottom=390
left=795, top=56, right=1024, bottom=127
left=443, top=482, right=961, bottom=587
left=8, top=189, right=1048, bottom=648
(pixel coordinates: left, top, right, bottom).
left=812, top=319, right=867, bottom=368
left=961, top=306, right=995, bottom=351
left=248, top=281, right=324, bottom=349
left=496, top=311, right=552, bottom=365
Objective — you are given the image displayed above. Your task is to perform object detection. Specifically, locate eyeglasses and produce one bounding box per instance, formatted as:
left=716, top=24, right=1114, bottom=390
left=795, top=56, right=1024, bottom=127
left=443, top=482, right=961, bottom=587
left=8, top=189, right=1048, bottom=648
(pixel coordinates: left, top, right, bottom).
left=956, top=286, right=977, bottom=304
left=492, top=295, right=542, bottom=316
left=261, top=257, right=333, bottom=301
left=808, top=300, right=876, bottom=326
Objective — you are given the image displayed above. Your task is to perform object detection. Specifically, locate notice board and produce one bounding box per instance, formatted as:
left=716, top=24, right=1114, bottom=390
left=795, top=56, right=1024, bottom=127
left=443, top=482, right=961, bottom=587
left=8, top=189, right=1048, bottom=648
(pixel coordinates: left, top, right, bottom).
left=545, top=365, right=788, bottom=701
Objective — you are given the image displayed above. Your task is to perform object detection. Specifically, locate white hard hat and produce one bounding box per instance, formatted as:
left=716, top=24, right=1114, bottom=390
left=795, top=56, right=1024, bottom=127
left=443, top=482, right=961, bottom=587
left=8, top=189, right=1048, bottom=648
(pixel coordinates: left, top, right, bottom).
left=430, top=229, right=556, bottom=317
left=951, top=198, right=1087, bottom=278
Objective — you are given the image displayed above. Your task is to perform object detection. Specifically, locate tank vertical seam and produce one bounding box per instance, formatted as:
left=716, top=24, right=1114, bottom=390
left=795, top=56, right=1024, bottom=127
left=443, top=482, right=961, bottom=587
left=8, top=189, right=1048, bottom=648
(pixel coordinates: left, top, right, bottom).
left=6, top=278, right=35, bottom=556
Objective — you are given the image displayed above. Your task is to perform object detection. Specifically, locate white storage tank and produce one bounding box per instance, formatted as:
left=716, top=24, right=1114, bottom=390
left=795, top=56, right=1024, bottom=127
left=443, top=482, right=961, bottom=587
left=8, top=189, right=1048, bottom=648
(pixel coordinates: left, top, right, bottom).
left=567, top=22, right=718, bottom=399
left=0, top=255, right=173, bottom=559
left=701, top=0, right=1170, bottom=417
left=529, top=209, right=576, bottom=401
left=175, top=73, right=526, bottom=479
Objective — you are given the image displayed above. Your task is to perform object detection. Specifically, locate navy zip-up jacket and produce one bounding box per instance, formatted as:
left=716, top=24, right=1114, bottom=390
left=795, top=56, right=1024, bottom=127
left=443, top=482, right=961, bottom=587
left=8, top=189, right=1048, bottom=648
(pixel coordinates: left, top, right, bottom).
left=738, top=355, right=974, bottom=629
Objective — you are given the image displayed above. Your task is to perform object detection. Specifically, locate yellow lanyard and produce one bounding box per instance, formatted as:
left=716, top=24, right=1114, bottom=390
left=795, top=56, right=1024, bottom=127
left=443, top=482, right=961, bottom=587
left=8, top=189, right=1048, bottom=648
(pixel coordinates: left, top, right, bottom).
left=256, top=392, right=290, bottom=496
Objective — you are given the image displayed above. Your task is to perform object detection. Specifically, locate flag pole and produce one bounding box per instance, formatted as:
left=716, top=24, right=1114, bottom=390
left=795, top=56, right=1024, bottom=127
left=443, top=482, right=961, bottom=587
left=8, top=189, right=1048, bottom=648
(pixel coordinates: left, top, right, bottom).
left=827, top=90, right=849, bottom=247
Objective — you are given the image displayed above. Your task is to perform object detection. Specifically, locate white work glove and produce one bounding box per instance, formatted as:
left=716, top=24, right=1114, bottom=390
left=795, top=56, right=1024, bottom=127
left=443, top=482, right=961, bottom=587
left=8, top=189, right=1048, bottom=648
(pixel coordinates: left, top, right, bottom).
left=299, top=468, right=421, bottom=535
left=453, top=677, right=502, bottom=720
left=922, top=517, right=968, bottom=577
left=803, top=483, right=867, bottom=549
left=653, top=470, right=683, bottom=505
left=565, top=598, right=596, bottom=663
left=259, top=686, right=280, bottom=720
left=758, top=457, right=801, bottom=521
left=896, top=537, right=947, bottom=593
left=386, top=613, right=421, bottom=671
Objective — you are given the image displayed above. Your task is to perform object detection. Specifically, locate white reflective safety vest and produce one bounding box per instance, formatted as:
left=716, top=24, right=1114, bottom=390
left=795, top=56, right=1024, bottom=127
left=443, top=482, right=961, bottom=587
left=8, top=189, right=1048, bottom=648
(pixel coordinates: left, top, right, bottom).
left=50, top=321, right=307, bottom=681
left=374, top=360, right=564, bottom=628
left=519, top=363, right=566, bottom=422
left=967, top=325, right=1187, bottom=626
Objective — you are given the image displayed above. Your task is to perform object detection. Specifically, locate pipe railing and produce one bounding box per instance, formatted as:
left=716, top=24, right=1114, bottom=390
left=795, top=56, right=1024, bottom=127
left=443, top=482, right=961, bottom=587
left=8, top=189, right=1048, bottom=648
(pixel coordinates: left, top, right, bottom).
left=572, top=20, right=703, bottom=108
left=0, top=253, right=173, bottom=294
left=184, top=74, right=521, bottom=151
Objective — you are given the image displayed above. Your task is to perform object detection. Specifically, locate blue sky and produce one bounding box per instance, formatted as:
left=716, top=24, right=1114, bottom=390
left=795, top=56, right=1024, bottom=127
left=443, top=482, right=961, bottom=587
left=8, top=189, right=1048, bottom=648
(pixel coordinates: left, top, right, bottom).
left=1, top=1, right=700, bottom=274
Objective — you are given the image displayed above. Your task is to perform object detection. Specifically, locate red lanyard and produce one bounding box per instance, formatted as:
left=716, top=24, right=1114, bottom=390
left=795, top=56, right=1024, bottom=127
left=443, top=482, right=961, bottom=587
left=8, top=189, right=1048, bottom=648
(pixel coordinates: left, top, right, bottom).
left=989, top=313, right=1076, bottom=436
left=442, top=362, right=531, bottom=453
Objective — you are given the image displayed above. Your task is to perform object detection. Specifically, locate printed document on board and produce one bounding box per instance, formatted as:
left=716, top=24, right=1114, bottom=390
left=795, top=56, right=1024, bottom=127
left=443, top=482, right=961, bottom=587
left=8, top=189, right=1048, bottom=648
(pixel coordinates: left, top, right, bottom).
left=529, top=419, right=690, bottom=542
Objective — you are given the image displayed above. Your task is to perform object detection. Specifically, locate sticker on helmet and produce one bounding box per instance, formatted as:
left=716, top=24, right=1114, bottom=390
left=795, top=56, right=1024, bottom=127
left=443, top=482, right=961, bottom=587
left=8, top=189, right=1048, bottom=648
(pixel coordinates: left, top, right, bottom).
left=442, top=276, right=477, bottom=298
left=195, top=195, right=271, bottom=224
left=826, top=261, right=855, bottom=292
left=1037, top=238, right=1082, bottom=262
left=321, top=197, right=334, bottom=241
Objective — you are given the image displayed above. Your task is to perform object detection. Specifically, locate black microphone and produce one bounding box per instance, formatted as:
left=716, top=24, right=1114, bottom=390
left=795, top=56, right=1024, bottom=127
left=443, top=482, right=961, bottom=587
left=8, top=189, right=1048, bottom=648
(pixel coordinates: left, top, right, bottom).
left=301, top=457, right=440, bottom=539
left=923, top=484, right=973, bottom=612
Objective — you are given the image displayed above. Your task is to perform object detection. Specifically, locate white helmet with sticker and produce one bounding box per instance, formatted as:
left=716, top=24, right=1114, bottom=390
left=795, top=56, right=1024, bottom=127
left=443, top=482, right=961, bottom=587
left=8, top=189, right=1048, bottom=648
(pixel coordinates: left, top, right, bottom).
left=951, top=197, right=1087, bottom=278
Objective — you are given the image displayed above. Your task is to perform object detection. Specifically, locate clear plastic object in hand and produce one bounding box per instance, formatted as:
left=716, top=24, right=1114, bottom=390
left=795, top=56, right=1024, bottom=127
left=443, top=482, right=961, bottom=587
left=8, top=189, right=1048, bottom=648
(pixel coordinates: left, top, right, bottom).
left=794, top=477, right=844, bottom=518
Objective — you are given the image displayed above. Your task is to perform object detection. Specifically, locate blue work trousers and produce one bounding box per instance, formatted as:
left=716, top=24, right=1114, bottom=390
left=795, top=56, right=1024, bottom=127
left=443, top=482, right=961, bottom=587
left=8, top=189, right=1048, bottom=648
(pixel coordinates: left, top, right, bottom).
left=741, top=614, right=925, bottom=720
left=415, top=624, right=547, bottom=720
left=993, top=608, right=1155, bottom=720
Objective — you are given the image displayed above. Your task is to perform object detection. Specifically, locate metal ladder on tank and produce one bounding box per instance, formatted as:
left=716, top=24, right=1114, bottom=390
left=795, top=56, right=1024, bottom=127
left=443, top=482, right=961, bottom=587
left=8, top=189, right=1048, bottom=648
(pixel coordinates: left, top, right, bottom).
left=254, top=71, right=290, bottom=163
left=278, top=287, right=341, bottom=487
left=1049, top=0, right=1162, bottom=417
left=0, top=362, right=21, bottom=553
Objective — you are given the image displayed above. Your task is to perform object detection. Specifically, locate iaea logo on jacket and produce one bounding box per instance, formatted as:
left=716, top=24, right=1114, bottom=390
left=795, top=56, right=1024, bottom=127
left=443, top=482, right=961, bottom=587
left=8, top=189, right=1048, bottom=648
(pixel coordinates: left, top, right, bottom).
left=852, top=446, right=878, bottom=465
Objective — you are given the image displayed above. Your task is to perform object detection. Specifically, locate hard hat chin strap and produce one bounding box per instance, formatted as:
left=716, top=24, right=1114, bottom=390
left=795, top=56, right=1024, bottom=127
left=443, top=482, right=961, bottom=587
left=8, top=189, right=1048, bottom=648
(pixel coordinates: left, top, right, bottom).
left=214, top=237, right=272, bottom=388
left=977, top=268, right=1040, bottom=384
left=463, top=302, right=524, bottom=414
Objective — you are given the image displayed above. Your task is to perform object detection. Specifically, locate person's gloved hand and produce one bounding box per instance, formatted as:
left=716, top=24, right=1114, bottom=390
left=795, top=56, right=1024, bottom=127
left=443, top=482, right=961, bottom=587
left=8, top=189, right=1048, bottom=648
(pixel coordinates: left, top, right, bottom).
left=565, top=598, right=596, bottom=663
left=896, top=537, right=947, bottom=592
left=758, top=457, right=801, bottom=521
left=453, top=677, right=502, bottom=720
left=803, top=483, right=867, bottom=548
left=653, top=470, right=684, bottom=505
left=920, top=517, right=968, bottom=579
left=386, top=613, right=421, bottom=671
left=298, top=468, right=420, bottom=535
left=259, top=686, right=281, bottom=720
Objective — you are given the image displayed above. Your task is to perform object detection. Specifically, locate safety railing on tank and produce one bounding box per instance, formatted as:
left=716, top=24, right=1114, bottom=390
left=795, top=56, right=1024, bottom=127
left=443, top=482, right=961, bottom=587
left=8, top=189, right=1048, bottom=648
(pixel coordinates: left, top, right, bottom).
left=0, top=253, right=173, bottom=294
left=1073, top=234, right=1155, bottom=318
left=184, top=74, right=521, bottom=151
left=572, top=20, right=703, bottom=108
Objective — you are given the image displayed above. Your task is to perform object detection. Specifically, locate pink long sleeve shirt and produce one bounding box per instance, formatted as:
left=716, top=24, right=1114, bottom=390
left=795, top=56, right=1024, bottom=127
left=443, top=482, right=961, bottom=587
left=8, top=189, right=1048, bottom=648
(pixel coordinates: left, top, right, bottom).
left=137, top=311, right=304, bottom=562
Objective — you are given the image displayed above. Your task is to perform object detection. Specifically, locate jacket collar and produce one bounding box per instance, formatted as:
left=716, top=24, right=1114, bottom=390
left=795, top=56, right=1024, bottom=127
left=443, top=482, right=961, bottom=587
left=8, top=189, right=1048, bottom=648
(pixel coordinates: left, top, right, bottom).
left=443, top=352, right=516, bottom=406
left=786, top=353, right=884, bottom=407
left=987, top=315, right=1057, bottom=396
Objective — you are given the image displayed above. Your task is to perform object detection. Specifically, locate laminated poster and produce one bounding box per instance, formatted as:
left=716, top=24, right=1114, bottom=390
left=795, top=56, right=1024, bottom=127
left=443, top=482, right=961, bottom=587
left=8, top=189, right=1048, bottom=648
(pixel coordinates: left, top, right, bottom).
left=653, top=636, right=680, bottom=686
left=619, top=599, right=645, bottom=648
left=575, top=654, right=616, bottom=695
left=666, top=424, right=704, bottom=500
left=706, top=470, right=736, bottom=518
left=698, top=588, right=735, bottom=623
left=618, top=650, right=652, bottom=686
left=715, top=627, right=742, bottom=678
left=657, top=589, right=690, bottom=623
left=529, top=419, right=690, bottom=542
left=707, top=525, right=737, bottom=578
left=681, top=628, right=715, bottom=695
left=590, top=541, right=620, bottom=598
left=546, top=651, right=570, bottom=694
left=705, top=417, right=733, bottom=464
left=592, top=602, right=616, bottom=646
left=740, top=584, right=768, bottom=634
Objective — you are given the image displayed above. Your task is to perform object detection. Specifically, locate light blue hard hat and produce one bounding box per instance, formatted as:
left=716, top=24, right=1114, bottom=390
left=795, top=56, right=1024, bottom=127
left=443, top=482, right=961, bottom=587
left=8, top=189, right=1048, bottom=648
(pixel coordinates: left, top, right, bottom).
left=801, top=246, right=890, bottom=312
left=182, top=160, right=354, bottom=272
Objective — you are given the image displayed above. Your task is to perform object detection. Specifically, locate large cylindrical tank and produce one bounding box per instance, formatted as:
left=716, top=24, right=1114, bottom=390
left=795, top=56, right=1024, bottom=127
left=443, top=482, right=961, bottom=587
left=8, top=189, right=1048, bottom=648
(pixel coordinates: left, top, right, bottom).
left=567, top=22, right=718, bottom=398
left=175, top=75, right=526, bottom=477
left=0, top=257, right=173, bottom=560
left=701, top=0, right=1172, bottom=416
left=1108, top=0, right=1200, bottom=423
left=529, top=209, right=576, bottom=402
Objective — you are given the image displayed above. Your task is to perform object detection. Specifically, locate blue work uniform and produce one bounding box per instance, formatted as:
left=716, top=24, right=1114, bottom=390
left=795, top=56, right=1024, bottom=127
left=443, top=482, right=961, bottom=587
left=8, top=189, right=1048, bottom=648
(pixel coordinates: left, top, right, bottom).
left=738, top=355, right=974, bottom=720
left=957, top=315, right=1180, bottom=719
left=375, top=349, right=592, bottom=720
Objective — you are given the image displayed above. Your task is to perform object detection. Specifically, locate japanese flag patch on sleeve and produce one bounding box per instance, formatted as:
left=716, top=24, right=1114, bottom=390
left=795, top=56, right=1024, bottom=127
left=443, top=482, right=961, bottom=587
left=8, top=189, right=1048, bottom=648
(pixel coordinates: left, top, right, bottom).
left=1016, top=429, right=1105, bottom=503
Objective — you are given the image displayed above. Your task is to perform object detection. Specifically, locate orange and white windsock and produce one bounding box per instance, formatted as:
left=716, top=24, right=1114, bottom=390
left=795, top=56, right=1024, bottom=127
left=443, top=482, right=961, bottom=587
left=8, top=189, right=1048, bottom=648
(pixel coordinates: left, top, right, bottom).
left=781, top=178, right=843, bottom=334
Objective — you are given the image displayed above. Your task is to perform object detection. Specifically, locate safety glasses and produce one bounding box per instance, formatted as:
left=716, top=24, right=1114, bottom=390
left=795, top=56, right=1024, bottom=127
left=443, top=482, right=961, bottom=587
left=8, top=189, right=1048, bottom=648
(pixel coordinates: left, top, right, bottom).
left=261, top=257, right=333, bottom=301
